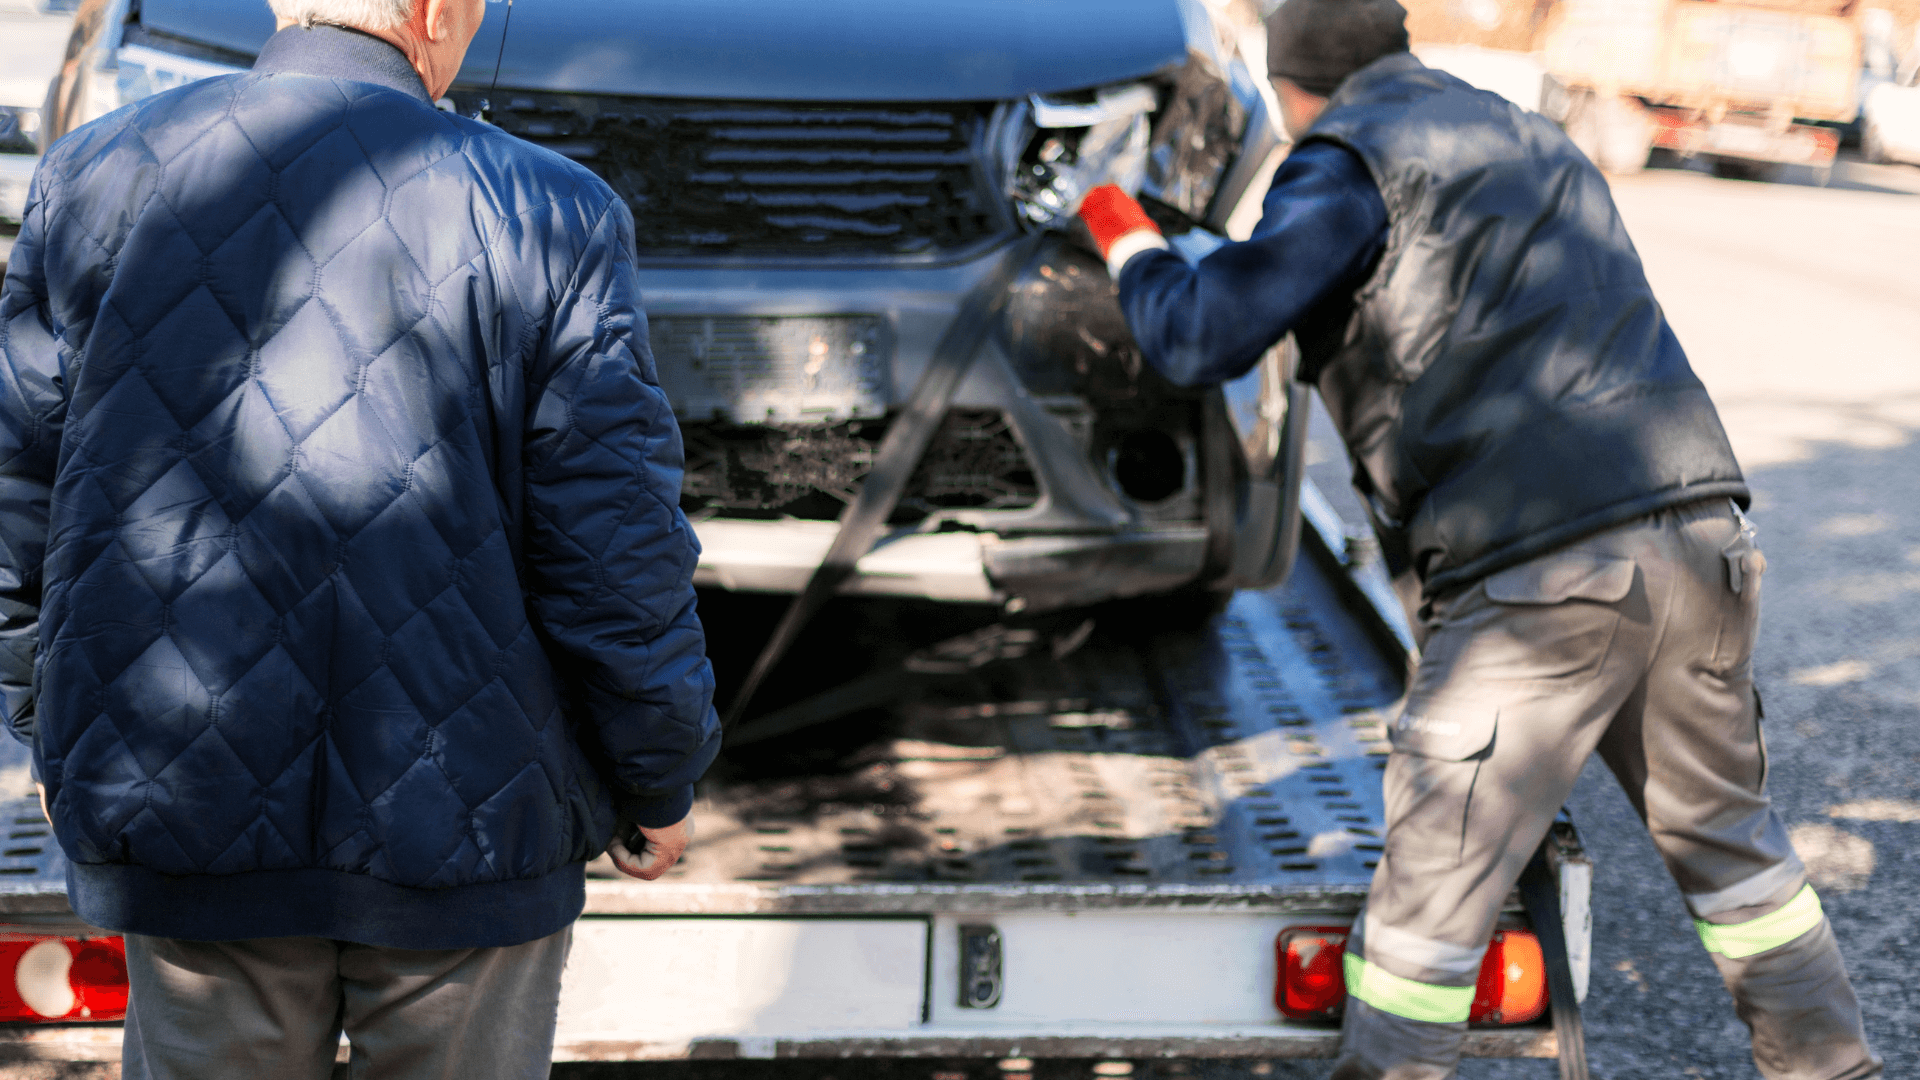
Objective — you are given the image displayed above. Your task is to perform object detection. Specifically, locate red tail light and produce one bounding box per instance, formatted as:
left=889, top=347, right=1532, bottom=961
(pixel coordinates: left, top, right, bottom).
left=1275, top=926, right=1349, bottom=1019
left=1274, top=925, right=1548, bottom=1024
left=0, top=935, right=128, bottom=1022
left=1471, top=929, right=1547, bottom=1024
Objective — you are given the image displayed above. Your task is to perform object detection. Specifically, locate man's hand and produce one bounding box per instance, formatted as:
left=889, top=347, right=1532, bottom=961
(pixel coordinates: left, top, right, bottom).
left=34, top=783, right=47, bottom=825
left=608, top=814, right=695, bottom=881
left=1076, top=184, right=1168, bottom=277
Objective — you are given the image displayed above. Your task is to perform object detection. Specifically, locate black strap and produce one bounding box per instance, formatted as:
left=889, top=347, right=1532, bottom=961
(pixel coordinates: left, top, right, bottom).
left=727, top=621, right=1049, bottom=747
left=1519, top=844, right=1591, bottom=1080
left=722, top=235, right=1045, bottom=730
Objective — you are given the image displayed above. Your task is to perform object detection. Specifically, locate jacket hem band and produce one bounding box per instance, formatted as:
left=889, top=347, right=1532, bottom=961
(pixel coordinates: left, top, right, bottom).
left=68, top=861, right=587, bottom=950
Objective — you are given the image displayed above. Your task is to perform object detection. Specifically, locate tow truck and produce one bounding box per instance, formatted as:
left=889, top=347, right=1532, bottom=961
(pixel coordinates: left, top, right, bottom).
left=1, top=0, right=1598, bottom=1072
left=0, top=466, right=1595, bottom=1071
left=1401, top=0, right=1863, bottom=179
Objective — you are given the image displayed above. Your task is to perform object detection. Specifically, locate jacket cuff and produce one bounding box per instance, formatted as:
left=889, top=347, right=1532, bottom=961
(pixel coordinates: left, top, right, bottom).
left=617, top=785, right=695, bottom=828
left=1106, top=229, right=1170, bottom=278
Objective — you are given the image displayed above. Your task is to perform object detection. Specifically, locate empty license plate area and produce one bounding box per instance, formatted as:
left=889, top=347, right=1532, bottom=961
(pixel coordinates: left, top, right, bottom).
left=650, top=314, right=894, bottom=424
left=555, top=917, right=928, bottom=1047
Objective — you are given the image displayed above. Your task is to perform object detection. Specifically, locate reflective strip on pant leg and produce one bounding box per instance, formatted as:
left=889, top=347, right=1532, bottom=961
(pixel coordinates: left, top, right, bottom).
left=1342, top=950, right=1475, bottom=1024
left=1695, top=884, right=1825, bottom=959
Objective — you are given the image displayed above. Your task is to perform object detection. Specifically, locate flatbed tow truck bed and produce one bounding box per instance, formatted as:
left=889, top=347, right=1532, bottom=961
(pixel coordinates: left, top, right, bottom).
left=0, top=482, right=1589, bottom=1066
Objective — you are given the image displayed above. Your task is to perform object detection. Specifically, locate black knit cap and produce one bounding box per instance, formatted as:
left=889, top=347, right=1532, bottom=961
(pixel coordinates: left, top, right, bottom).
left=1266, top=0, right=1411, bottom=97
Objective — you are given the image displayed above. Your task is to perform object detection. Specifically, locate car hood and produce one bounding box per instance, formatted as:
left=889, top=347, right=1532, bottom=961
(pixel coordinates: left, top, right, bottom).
left=140, top=0, right=1194, bottom=101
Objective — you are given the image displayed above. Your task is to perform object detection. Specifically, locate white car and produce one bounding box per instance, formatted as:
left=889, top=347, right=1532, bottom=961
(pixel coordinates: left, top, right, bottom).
left=1863, top=56, right=1920, bottom=166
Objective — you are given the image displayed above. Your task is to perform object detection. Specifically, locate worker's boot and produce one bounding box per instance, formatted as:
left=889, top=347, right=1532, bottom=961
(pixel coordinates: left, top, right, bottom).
left=1702, top=901, right=1881, bottom=1080
left=1327, top=998, right=1464, bottom=1080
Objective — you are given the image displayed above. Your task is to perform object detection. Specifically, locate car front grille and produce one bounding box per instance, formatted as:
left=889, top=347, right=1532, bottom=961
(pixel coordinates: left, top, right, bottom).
left=681, top=410, right=1039, bottom=523
left=477, top=93, right=1009, bottom=259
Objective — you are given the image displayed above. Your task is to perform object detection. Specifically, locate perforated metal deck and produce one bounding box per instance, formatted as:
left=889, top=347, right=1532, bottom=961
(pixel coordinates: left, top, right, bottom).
left=586, top=531, right=1410, bottom=915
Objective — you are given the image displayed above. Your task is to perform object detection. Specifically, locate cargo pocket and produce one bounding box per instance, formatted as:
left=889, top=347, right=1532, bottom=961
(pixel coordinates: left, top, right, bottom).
left=1463, top=551, right=1636, bottom=690
left=1383, top=696, right=1499, bottom=870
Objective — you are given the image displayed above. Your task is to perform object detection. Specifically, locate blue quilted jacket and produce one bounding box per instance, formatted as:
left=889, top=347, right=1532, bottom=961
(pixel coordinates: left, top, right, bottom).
left=0, top=27, right=720, bottom=948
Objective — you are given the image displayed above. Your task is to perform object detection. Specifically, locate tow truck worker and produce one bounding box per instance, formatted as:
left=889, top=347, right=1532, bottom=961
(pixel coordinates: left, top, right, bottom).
left=1077, top=0, right=1878, bottom=1076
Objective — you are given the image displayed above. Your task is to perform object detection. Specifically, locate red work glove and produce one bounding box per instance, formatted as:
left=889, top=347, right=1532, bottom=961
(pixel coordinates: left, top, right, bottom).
left=1076, top=184, right=1168, bottom=277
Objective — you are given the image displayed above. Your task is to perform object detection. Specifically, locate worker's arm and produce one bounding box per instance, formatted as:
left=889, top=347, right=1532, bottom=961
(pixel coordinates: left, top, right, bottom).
left=1084, top=141, right=1389, bottom=388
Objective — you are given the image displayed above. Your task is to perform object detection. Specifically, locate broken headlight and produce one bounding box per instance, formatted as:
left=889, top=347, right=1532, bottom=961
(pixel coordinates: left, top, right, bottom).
left=1000, top=51, right=1264, bottom=236
left=1004, top=83, right=1157, bottom=228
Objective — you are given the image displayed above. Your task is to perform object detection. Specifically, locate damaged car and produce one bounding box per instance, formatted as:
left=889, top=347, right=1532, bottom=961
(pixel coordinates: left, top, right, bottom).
left=39, top=0, right=1309, bottom=616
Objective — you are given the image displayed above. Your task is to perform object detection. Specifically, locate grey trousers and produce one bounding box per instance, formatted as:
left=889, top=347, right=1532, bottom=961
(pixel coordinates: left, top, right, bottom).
left=1330, top=500, right=1879, bottom=1080
left=122, top=928, right=571, bottom=1080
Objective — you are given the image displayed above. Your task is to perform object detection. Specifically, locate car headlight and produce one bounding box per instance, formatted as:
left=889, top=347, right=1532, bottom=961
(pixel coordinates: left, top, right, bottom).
left=1006, top=83, right=1156, bottom=228
left=0, top=107, right=41, bottom=155
left=83, top=43, right=245, bottom=126
left=1001, top=51, right=1267, bottom=238
left=1, top=154, right=32, bottom=224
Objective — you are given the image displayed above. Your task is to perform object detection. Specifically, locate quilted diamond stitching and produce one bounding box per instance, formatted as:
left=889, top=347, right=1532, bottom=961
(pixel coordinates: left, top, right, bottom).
left=8, top=67, right=717, bottom=897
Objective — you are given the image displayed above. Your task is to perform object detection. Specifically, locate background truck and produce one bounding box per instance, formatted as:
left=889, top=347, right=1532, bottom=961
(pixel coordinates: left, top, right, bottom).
left=1547, top=0, right=1861, bottom=175
left=1406, top=0, right=1871, bottom=177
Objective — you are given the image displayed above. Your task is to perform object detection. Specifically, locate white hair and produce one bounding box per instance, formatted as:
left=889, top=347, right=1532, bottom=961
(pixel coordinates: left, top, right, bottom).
left=268, top=0, right=416, bottom=31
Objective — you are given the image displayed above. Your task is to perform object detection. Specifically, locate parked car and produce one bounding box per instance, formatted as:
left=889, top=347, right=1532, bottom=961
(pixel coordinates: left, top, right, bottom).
left=1862, top=53, right=1920, bottom=165
left=38, top=0, right=1307, bottom=615
left=0, top=0, right=76, bottom=253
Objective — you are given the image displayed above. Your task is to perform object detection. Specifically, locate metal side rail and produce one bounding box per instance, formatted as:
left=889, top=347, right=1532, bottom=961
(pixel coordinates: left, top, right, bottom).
left=1297, top=476, right=1418, bottom=667
left=1524, top=821, right=1596, bottom=1080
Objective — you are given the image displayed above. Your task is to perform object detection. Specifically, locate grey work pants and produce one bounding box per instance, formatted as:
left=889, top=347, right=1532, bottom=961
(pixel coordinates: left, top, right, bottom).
left=121, top=927, right=571, bottom=1080
left=1330, top=500, right=1878, bottom=1080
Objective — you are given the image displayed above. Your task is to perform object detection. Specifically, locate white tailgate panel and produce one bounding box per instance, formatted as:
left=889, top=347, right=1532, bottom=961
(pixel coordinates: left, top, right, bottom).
left=929, top=912, right=1288, bottom=1026
left=558, top=918, right=927, bottom=1040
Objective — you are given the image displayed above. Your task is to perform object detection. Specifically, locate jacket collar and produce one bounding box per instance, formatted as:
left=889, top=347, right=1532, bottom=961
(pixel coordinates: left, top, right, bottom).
left=253, top=24, right=434, bottom=105
left=1316, top=51, right=1433, bottom=116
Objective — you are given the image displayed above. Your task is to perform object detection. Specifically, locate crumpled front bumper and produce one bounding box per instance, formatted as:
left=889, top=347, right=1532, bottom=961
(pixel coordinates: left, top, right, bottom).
left=692, top=519, right=1208, bottom=609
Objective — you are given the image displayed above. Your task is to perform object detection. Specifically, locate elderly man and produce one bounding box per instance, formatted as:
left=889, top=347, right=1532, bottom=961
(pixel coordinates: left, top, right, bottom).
left=0, top=0, right=720, bottom=1075
left=1075, top=0, right=1878, bottom=1076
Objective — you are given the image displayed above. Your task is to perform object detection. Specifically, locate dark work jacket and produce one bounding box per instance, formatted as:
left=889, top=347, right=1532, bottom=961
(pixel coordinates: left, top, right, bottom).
left=0, top=26, right=720, bottom=948
left=1296, top=54, right=1748, bottom=595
